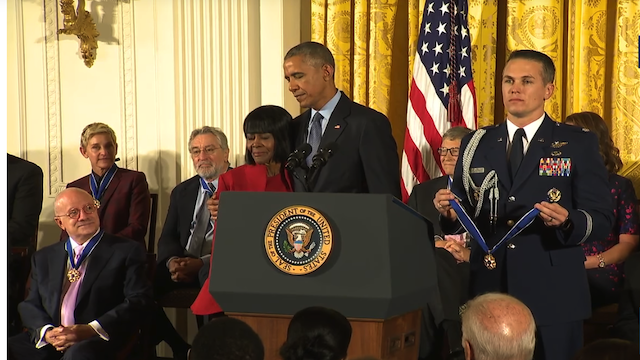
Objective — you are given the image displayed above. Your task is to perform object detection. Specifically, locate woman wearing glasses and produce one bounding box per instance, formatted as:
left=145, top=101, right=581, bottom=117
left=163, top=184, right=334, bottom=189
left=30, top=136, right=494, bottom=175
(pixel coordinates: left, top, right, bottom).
left=62, top=122, right=150, bottom=249
left=190, top=105, right=294, bottom=318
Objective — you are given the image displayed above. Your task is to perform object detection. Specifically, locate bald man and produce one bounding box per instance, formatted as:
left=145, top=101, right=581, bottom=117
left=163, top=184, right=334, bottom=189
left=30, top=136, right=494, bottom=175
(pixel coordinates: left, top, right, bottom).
left=461, top=293, right=536, bottom=360
left=9, top=188, right=152, bottom=360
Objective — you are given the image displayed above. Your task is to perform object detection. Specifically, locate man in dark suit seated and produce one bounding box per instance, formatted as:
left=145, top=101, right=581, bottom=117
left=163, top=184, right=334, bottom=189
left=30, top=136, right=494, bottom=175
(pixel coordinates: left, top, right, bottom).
left=154, top=126, right=231, bottom=359
left=8, top=154, right=44, bottom=336
left=8, top=188, right=152, bottom=360
left=611, top=251, right=640, bottom=342
left=283, top=41, right=401, bottom=198
left=62, top=122, right=150, bottom=248
left=407, top=126, right=472, bottom=360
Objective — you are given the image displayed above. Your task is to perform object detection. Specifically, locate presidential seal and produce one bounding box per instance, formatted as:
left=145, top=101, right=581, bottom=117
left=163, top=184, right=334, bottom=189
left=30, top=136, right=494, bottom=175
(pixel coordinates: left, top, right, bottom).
left=264, top=205, right=333, bottom=275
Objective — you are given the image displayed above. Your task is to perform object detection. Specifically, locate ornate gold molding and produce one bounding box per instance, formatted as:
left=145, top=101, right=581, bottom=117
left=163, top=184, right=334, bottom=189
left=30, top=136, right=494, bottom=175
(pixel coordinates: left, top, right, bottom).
left=57, top=0, right=99, bottom=68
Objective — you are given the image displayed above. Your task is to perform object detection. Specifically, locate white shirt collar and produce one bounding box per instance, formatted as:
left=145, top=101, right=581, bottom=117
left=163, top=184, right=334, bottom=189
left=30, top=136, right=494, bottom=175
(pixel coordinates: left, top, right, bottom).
left=506, top=113, right=546, bottom=143
left=68, top=228, right=102, bottom=252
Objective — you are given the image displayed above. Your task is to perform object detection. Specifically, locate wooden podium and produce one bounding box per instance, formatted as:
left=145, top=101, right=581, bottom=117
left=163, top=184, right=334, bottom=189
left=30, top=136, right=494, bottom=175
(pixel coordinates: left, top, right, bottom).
left=210, top=193, right=439, bottom=360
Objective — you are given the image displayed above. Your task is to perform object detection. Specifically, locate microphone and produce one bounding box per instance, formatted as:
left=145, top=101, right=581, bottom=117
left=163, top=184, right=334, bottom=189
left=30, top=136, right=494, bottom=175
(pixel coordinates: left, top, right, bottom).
left=285, top=143, right=312, bottom=171
left=310, top=142, right=338, bottom=170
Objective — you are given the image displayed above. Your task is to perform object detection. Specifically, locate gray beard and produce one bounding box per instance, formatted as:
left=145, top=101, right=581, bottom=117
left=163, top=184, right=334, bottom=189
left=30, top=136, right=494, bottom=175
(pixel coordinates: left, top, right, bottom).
left=196, top=164, right=223, bottom=181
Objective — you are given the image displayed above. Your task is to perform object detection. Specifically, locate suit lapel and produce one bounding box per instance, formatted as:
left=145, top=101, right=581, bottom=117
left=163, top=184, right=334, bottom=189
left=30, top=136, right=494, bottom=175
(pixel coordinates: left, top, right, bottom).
left=318, top=92, right=349, bottom=149
left=96, top=170, right=122, bottom=211
left=76, top=235, right=114, bottom=303
left=511, top=116, right=554, bottom=192
left=183, top=176, right=201, bottom=215
left=49, top=243, right=67, bottom=324
left=483, top=124, right=511, bottom=189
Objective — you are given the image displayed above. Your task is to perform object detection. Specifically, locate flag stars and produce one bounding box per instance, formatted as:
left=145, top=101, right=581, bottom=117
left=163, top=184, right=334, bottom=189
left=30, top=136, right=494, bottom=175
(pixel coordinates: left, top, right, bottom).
left=424, top=22, right=432, bottom=35
left=459, top=66, right=466, bottom=78
left=440, top=1, right=449, bottom=15
left=421, top=42, right=429, bottom=55
left=461, top=26, right=468, bottom=39
left=460, top=46, right=469, bottom=59
left=437, top=22, right=447, bottom=35
left=433, top=42, right=444, bottom=55
left=440, top=83, right=450, bottom=97
left=430, top=62, right=440, bottom=75
left=444, top=65, right=451, bottom=77
left=427, top=2, right=435, bottom=15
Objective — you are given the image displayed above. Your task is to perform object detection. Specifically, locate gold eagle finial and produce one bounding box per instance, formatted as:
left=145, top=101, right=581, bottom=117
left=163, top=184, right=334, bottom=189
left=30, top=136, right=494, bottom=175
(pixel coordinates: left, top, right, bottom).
left=58, top=0, right=100, bottom=68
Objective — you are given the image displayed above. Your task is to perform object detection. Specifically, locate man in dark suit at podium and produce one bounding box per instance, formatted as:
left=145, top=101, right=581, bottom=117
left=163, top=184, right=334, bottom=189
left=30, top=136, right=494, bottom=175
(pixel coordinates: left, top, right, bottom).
left=434, top=50, right=613, bottom=360
left=283, top=41, right=401, bottom=198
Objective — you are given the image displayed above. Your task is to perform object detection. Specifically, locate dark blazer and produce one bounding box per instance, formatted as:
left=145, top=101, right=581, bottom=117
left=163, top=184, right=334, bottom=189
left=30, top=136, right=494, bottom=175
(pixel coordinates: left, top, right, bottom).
left=62, top=168, right=151, bottom=248
left=443, top=115, right=614, bottom=326
left=8, top=154, right=43, bottom=247
left=291, top=92, right=401, bottom=198
left=407, top=175, right=448, bottom=236
left=157, top=175, right=201, bottom=267
left=18, top=232, right=152, bottom=346
left=611, top=251, right=640, bottom=342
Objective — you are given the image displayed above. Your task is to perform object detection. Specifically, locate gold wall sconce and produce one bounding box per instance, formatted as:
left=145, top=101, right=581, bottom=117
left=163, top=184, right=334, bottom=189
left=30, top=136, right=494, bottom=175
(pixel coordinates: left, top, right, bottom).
left=57, top=0, right=100, bottom=68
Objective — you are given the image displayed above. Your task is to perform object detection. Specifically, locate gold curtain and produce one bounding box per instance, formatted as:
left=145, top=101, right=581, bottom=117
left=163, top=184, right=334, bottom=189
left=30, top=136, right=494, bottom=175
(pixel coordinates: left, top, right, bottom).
left=311, top=0, right=640, bottom=192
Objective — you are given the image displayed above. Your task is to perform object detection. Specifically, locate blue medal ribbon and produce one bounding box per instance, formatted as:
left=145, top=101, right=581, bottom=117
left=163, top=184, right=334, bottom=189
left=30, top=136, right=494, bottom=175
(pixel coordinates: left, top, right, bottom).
left=90, top=164, right=118, bottom=204
left=66, top=229, right=104, bottom=271
left=199, top=177, right=215, bottom=197
left=447, top=177, right=553, bottom=269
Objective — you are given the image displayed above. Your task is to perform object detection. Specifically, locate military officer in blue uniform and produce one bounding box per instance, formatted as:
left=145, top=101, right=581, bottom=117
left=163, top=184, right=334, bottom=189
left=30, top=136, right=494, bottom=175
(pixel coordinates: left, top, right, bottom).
left=434, top=50, right=613, bottom=360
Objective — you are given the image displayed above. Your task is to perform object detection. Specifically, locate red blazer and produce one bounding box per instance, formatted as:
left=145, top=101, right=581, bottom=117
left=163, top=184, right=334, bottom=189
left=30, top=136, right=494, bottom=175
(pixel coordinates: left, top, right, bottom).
left=190, top=164, right=293, bottom=315
left=61, top=168, right=151, bottom=248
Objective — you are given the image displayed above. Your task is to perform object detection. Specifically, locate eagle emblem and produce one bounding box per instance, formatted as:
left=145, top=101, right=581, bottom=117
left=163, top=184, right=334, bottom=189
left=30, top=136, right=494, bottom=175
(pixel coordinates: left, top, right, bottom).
left=285, top=223, right=315, bottom=259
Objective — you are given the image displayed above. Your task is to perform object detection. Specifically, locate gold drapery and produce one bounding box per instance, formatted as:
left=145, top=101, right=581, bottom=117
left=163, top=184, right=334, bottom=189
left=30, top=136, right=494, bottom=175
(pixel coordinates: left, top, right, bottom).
left=311, top=0, right=640, bottom=193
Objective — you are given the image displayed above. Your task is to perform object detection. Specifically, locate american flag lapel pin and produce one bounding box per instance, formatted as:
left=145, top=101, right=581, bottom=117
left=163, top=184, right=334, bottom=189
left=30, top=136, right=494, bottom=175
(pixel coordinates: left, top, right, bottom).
left=334, top=124, right=341, bottom=129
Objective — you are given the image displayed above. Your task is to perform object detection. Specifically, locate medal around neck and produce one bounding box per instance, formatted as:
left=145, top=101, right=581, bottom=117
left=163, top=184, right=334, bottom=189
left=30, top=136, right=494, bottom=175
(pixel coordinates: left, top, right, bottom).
left=67, top=268, right=81, bottom=283
left=89, top=164, right=118, bottom=207
left=65, top=230, right=104, bottom=283
left=448, top=178, right=562, bottom=270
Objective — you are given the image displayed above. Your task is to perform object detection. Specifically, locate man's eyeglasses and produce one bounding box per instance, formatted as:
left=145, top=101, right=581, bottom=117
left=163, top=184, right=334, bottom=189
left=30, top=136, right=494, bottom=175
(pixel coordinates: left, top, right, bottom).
left=437, top=147, right=460, bottom=156
left=55, top=204, right=98, bottom=220
left=190, top=146, right=221, bottom=157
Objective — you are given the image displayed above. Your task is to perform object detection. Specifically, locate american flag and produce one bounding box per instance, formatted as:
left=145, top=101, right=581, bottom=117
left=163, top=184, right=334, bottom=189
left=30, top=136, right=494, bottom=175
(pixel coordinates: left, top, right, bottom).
left=401, top=0, right=477, bottom=202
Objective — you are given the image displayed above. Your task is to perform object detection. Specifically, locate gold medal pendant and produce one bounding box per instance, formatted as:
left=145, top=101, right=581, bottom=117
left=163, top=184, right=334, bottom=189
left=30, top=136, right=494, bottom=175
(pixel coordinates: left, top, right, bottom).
left=547, top=188, right=561, bottom=203
left=484, top=254, right=497, bottom=270
left=67, top=268, right=81, bottom=283
left=93, top=198, right=101, bottom=208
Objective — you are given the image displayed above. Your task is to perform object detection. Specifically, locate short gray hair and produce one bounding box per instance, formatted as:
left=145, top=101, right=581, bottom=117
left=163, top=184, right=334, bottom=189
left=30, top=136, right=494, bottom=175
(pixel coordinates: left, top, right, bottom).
left=442, top=126, right=473, bottom=141
left=188, top=126, right=229, bottom=151
left=461, top=293, right=536, bottom=360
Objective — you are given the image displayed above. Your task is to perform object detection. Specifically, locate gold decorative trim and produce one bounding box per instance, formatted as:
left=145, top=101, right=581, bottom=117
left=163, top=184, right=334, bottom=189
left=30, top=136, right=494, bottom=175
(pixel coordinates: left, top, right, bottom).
left=45, top=0, right=66, bottom=197
left=57, top=0, right=99, bottom=68
left=120, top=0, right=138, bottom=170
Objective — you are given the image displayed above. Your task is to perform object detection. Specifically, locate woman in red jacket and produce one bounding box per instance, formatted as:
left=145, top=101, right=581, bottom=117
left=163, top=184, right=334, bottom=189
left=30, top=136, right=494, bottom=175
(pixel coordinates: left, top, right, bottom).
left=191, top=105, right=294, bottom=316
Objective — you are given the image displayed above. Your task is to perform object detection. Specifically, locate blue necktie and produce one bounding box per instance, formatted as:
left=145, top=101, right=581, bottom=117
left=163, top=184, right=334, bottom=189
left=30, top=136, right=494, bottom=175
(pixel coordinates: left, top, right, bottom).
left=205, top=183, right=215, bottom=234
left=307, top=112, right=324, bottom=166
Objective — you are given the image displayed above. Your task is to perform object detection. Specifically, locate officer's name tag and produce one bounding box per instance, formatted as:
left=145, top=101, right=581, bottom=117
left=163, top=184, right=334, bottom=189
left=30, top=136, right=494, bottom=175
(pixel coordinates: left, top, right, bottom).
left=539, top=158, right=571, bottom=176
left=470, top=167, right=485, bottom=174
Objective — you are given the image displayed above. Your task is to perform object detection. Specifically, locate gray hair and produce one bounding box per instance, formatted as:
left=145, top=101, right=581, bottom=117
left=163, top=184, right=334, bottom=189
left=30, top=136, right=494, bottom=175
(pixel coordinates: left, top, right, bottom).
left=442, top=126, right=473, bottom=141
left=188, top=126, right=229, bottom=151
left=461, top=293, right=536, bottom=360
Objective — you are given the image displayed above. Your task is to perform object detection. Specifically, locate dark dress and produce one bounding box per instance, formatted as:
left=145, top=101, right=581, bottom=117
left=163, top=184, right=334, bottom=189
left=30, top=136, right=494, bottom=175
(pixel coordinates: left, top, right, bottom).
left=583, top=174, right=639, bottom=308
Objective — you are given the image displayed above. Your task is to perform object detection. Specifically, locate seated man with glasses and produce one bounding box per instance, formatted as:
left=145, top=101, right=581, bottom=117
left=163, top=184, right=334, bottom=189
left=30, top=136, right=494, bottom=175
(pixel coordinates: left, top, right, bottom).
left=407, top=126, right=472, bottom=360
left=154, top=126, right=231, bottom=360
left=8, top=188, right=151, bottom=360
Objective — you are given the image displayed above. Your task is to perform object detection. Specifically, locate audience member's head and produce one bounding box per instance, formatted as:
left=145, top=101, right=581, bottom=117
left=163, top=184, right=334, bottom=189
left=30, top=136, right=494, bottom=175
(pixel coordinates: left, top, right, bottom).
left=564, top=111, right=622, bottom=174
left=280, top=306, right=352, bottom=360
left=439, top=126, right=473, bottom=176
left=189, top=317, right=264, bottom=360
left=79, top=122, right=119, bottom=173
left=188, top=126, right=230, bottom=181
left=54, top=188, right=100, bottom=243
left=573, top=339, right=640, bottom=360
left=461, top=293, right=536, bottom=360
left=243, top=105, right=293, bottom=166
